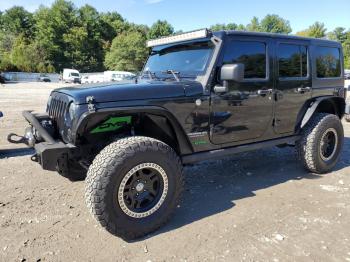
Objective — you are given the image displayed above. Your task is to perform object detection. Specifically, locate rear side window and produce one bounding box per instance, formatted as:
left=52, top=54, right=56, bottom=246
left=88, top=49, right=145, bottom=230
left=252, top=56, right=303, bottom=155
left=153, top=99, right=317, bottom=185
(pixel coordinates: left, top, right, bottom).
left=223, top=40, right=267, bottom=79
left=316, top=47, right=341, bottom=78
left=278, top=44, right=307, bottom=78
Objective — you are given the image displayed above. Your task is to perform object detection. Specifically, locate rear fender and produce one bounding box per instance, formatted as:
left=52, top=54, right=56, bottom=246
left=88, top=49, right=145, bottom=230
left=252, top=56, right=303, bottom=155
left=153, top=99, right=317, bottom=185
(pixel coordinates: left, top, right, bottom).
left=300, top=96, right=345, bottom=129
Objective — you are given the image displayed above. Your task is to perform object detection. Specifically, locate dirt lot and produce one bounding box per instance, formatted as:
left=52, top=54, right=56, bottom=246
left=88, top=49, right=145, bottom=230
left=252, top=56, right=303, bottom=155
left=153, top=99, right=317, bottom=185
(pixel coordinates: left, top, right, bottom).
left=1, top=82, right=350, bottom=261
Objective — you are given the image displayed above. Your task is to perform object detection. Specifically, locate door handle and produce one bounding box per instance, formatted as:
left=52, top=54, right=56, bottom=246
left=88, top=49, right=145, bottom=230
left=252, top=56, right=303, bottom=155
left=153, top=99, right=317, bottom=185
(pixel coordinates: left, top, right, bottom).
left=257, top=89, right=273, bottom=96
left=214, top=85, right=228, bottom=94
left=296, top=87, right=311, bottom=93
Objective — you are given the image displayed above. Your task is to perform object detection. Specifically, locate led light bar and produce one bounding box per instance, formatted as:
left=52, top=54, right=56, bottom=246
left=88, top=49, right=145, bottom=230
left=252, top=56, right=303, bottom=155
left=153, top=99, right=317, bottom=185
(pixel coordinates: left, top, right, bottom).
left=147, top=29, right=210, bottom=47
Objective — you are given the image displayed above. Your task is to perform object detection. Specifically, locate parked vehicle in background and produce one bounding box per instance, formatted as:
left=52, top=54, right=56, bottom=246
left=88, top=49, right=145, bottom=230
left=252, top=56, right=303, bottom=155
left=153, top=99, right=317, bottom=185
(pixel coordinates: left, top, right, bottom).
left=81, top=76, right=91, bottom=84
left=38, top=74, right=51, bottom=82
left=345, top=69, right=350, bottom=80
left=104, top=71, right=136, bottom=82
left=62, top=69, right=81, bottom=84
left=8, top=29, right=346, bottom=240
left=344, top=73, right=350, bottom=122
left=89, top=74, right=105, bottom=83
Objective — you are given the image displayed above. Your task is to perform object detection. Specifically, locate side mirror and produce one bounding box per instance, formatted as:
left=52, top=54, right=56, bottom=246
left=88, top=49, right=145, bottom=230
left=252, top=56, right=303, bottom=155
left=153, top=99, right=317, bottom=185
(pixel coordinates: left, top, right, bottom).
left=214, top=64, right=245, bottom=94
left=220, top=63, right=244, bottom=82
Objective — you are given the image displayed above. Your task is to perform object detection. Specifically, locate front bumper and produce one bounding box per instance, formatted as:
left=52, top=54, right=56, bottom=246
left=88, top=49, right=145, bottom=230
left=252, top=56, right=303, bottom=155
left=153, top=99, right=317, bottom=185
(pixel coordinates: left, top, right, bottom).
left=8, top=111, right=75, bottom=171
left=34, top=142, right=75, bottom=171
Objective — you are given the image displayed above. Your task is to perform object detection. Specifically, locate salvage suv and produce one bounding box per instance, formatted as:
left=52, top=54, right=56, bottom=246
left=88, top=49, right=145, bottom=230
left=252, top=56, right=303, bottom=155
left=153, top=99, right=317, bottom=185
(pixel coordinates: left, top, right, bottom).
left=8, top=29, right=346, bottom=240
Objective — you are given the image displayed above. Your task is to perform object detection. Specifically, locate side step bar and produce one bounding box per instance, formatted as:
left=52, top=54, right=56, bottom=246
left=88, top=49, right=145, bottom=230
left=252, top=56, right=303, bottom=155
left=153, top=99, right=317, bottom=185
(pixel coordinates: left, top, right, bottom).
left=182, top=135, right=300, bottom=164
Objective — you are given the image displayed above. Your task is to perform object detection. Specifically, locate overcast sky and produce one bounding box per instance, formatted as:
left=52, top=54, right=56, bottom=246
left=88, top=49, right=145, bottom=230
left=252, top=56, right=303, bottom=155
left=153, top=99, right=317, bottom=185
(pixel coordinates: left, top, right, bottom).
left=1, top=0, right=349, bottom=33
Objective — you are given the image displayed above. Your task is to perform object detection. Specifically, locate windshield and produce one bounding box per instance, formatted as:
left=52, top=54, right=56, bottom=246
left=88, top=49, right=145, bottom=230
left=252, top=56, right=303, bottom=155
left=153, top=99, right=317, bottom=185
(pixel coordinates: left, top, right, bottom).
left=70, top=73, right=79, bottom=77
left=143, top=40, right=214, bottom=79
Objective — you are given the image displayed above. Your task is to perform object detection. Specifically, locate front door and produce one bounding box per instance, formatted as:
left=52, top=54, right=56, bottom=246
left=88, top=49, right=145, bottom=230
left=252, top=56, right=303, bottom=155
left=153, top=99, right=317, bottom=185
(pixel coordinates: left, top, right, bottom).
left=274, top=40, right=312, bottom=134
left=210, top=37, right=274, bottom=145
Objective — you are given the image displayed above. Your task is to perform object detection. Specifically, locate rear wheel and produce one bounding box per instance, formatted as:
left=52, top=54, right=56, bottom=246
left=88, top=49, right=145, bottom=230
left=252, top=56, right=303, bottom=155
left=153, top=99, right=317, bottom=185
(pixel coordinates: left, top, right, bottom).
left=85, top=136, right=183, bottom=240
left=296, top=113, right=343, bottom=173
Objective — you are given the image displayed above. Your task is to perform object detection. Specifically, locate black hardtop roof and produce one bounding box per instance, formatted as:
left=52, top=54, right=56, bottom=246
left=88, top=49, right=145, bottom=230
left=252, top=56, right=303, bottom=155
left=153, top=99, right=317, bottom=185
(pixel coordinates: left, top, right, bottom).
left=213, top=30, right=341, bottom=46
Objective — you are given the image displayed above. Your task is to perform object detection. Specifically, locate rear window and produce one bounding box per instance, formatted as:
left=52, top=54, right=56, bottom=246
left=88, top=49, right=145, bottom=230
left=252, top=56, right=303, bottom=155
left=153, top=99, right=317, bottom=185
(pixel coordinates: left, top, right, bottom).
left=278, top=44, right=307, bottom=78
left=316, top=47, right=341, bottom=78
left=223, top=40, right=267, bottom=79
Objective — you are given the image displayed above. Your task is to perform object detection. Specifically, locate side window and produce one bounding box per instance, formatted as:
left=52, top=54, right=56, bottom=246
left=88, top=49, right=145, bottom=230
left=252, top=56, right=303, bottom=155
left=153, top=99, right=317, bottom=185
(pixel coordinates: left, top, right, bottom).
left=316, top=47, right=341, bottom=78
left=278, top=44, right=307, bottom=78
left=223, top=40, right=267, bottom=79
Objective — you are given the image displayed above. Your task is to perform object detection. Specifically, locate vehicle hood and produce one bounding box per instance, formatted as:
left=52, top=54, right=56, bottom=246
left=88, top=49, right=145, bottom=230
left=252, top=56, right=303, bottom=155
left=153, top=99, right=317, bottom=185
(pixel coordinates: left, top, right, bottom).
left=53, top=81, right=202, bottom=104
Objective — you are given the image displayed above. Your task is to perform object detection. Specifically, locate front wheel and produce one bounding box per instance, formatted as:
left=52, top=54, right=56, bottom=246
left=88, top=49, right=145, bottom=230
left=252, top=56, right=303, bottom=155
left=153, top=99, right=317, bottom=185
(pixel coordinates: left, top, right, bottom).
left=85, top=136, right=183, bottom=240
left=296, top=113, right=344, bottom=174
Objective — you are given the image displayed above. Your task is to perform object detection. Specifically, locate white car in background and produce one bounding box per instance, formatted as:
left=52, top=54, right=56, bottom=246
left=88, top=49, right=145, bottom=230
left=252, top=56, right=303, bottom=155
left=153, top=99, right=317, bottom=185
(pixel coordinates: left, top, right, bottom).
left=104, top=71, right=136, bottom=82
left=345, top=69, right=350, bottom=80
left=81, top=75, right=91, bottom=84
left=92, top=75, right=105, bottom=83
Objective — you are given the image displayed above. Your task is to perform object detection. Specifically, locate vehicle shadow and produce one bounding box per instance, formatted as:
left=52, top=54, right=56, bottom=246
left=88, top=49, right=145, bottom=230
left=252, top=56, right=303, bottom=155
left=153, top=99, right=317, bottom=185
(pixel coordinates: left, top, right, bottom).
left=136, top=136, right=350, bottom=242
left=0, top=147, right=34, bottom=159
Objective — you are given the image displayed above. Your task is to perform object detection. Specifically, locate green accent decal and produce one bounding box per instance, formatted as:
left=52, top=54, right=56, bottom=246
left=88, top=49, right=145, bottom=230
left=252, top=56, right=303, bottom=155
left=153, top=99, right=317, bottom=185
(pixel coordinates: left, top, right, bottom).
left=90, top=116, right=132, bottom=134
left=193, top=140, right=207, bottom=145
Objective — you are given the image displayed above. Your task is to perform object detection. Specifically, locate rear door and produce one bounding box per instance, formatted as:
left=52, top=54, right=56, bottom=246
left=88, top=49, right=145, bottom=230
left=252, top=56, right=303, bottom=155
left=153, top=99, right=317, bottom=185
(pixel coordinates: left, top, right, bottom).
left=274, top=40, right=312, bottom=134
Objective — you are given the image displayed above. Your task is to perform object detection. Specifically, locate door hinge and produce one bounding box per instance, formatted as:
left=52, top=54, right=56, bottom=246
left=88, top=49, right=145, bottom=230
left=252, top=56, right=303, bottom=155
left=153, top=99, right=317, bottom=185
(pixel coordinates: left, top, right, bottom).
left=86, top=96, right=96, bottom=113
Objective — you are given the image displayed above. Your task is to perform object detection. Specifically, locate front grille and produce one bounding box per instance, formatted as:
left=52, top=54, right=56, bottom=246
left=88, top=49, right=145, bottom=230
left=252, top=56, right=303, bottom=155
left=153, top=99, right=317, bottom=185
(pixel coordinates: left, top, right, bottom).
left=47, top=94, right=69, bottom=126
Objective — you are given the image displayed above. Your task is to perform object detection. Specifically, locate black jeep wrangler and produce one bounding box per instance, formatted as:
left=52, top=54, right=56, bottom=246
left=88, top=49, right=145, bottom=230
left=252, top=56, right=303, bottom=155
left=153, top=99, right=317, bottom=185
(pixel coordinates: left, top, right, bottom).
left=9, top=29, right=346, bottom=240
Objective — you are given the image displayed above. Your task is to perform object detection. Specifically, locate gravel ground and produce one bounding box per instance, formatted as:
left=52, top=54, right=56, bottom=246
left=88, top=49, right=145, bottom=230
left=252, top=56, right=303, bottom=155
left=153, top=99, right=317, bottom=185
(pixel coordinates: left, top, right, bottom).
left=0, top=82, right=350, bottom=262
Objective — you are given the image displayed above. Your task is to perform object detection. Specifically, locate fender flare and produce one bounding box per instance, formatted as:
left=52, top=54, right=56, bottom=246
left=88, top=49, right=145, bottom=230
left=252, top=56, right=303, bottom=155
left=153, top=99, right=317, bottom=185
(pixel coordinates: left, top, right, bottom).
left=300, top=96, right=345, bottom=129
left=74, top=105, right=193, bottom=155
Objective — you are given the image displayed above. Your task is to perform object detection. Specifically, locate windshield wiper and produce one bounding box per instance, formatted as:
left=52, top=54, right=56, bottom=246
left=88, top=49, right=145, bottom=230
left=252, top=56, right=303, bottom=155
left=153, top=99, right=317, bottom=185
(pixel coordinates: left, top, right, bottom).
left=162, top=69, right=180, bottom=82
left=141, top=70, right=157, bottom=80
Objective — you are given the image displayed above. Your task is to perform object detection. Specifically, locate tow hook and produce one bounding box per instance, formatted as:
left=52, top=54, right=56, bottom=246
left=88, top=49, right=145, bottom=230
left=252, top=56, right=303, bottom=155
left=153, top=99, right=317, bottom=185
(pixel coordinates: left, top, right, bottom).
left=7, top=133, right=27, bottom=144
left=7, top=127, right=36, bottom=147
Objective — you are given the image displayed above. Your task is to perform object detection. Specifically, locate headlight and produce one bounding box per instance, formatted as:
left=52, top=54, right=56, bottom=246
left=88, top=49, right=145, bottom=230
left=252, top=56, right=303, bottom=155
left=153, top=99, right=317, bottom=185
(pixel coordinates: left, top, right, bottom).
left=68, top=102, right=77, bottom=120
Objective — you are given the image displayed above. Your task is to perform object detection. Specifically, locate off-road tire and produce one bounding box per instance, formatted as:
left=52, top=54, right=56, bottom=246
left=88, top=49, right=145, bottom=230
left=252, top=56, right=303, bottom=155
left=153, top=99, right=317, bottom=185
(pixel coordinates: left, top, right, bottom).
left=296, top=113, right=343, bottom=174
left=85, top=136, right=183, bottom=240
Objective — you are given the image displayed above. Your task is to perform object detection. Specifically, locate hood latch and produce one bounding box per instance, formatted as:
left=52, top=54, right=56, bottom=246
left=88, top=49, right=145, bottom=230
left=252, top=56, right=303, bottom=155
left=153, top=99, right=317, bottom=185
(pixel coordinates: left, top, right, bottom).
left=86, top=96, right=96, bottom=113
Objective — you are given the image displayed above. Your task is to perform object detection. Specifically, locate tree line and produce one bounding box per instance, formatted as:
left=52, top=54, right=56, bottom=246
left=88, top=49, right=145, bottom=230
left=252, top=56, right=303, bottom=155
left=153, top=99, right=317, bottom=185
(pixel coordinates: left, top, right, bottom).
left=0, top=0, right=349, bottom=73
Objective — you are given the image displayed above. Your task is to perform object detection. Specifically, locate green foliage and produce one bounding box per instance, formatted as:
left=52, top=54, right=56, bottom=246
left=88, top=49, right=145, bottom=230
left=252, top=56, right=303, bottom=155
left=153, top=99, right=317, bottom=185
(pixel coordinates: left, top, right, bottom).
left=210, top=23, right=242, bottom=31
left=327, top=27, right=347, bottom=42
left=0, top=2, right=349, bottom=73
left=0, top=6, right=34, bottom=37
left=246, top=17, right=261, bottom=32
left=210, top=15, right=291, bottom=34
left=259, top=14, right=292, bottom=34
left=104, top=31, right=148, bottom=72
left=296, top=22, right=327, bottom=38
left=147, top=20, right=174, bottom=40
